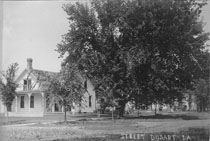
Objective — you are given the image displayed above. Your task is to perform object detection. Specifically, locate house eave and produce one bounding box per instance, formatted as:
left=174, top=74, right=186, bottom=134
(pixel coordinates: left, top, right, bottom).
left=16, top=90, right=48, bottom=94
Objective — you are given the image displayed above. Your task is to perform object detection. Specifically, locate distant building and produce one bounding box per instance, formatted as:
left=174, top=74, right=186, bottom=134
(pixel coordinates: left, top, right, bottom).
left=0, top=58, right=96, bottom=117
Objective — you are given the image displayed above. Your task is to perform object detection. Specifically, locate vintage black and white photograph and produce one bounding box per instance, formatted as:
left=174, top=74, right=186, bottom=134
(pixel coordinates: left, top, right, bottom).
left=0, top=0, right=210, bottom=140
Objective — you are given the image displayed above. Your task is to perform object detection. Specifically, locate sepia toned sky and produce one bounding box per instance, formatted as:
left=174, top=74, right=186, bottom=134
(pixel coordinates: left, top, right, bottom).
left=1, top=0, right=210, bottom=75
left=2, top=1, right=70, bottom=74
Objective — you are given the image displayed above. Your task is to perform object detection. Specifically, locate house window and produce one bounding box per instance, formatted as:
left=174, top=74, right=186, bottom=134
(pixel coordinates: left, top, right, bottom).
left=20, top=96, right=24, bottom=108
left=23, top=80, right=27, bottom=90
left=23, top=79, right=32, bottom=91
left=30, top=96, right=34, bottom=108
left=89, top=96, right=92, bottom=107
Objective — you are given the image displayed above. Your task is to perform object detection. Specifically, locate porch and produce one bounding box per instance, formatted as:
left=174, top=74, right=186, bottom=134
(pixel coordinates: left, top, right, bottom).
left=5, top=91, right=46, bottom=117
left=5, top=91, right=68, bottom=117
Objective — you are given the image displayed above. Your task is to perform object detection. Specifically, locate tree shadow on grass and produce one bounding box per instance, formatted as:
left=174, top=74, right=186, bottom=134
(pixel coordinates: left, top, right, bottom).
left=55, top=121, right=81, bottom=125
left=123, top=114, right=200, bottom=120
left=0, top=120, right=26, bottom=126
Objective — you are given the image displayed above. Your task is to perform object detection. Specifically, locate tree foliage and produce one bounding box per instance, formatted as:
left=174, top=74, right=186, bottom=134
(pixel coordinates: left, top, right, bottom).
left=0, top=63, right=19, bottom=111
left=47, top=63, right=85, bottom=122
left=57, top=0, right=209, bottom=116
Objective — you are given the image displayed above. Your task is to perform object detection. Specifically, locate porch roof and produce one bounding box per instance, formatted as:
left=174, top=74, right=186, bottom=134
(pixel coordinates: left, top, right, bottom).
left=16, top=90, right=47, bottom=94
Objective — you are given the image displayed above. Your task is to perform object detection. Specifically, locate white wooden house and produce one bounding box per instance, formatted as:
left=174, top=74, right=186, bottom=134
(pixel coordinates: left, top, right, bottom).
left=0, top=58, right=96, bottom=117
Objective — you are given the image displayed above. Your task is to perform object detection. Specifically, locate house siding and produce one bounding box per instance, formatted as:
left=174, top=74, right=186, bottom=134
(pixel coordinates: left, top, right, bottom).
left=73, top=79, right=96, bottom=113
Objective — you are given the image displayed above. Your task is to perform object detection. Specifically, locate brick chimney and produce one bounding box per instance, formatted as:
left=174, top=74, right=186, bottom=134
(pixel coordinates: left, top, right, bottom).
left=27, top=58, right=33, bottom=71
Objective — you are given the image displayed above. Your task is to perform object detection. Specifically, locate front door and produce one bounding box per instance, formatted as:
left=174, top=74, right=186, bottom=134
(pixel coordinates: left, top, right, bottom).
left=54, top=103, right=60, bottom=112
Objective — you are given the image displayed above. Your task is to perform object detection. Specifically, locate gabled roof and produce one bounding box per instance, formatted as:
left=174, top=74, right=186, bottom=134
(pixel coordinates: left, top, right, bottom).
left=15, top=69, right=58, bottom=83
left=15, top=69, right=28, bottom=83
left=32, top=69, right=58, bottom=80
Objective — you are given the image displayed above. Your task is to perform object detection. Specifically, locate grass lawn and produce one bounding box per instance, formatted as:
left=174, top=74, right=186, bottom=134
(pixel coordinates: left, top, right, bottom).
left=0, top=112, right=99, bottom=126
left=0, top=112, right=209, bottom=141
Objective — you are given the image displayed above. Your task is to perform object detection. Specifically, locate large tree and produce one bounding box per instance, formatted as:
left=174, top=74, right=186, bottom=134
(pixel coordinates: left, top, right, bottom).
left=57, top=0, right=209, bottom=117
left=0, top=63, right=18, bottom=117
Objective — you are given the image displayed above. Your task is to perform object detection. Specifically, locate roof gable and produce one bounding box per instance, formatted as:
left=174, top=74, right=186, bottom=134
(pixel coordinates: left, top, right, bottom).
left=15, top=69, right=37, bottom=83
left=32, top=69, right=58, bottom=79
left=15, top=69, right=58, bottom=84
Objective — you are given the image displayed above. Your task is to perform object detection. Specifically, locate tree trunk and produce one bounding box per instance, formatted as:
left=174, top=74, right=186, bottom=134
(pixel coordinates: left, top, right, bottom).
left=118, top=101, right=126, bottom=118
left=112, top=107, right=114, bottom=121
left=155, top=105, right=157, bottom=115
left=100, top=102, right=107, bottom=114
left=64, top=106, right=67, bottom=123
left=97, top=109, right=100, bottom=118
left=101, top=107, right=105, bottom=114
left=6, top=106, right=9, bottom=124
left=6, top=110, right=9, bottom=124
left=170, top=104, right=173, bottom=112
left=188, top=93, right=192, bottom=111
left=203, top=103, right=205, bottom=112
left=201, top=103, right=203, bottom=112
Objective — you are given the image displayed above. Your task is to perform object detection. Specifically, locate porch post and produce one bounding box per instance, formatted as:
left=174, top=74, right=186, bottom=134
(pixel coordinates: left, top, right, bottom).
left=41, top=92, right=45, bottom=113
left=15, top=96, right=18, bottom=112
left=28, top=93, right=32, bottom=112
left=52, top=104, right=55, bottom=112
left=62, top=106, right=64, bottom=112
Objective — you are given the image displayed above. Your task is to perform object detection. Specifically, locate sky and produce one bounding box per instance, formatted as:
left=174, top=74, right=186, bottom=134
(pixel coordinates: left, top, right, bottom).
left=1, top=1, right=71, bottom=74
left=1, top=0, right=210, bottom=75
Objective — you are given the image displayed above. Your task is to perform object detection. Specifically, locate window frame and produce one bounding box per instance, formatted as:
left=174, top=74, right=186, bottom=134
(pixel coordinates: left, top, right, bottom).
left=23, top=79, right=32, bottom=91
left=89, top=96, right=92, bottom=107
left=20, top=96, right=24, bottom=108
left=30, top=95, right=34, bottom=108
